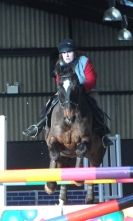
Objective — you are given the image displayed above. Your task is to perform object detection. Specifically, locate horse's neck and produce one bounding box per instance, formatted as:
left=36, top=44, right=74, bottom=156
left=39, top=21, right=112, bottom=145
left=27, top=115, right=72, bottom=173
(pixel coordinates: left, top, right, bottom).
left=53, top=103, right=64, bottom=120
left=78, top=92, right=93, bottom=116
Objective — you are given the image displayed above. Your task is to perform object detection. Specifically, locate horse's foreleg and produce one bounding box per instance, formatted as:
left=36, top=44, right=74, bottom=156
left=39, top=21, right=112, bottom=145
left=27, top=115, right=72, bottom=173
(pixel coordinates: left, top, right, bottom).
left=75, top=156, right=83, bottom=168
left=76, top=141, right=89, bottom=167
left=85, top=160, right=95, bottom=204
left=45, top=139, right=60, bottom=194
left=74, top=141, right=89, bottom=186
left=85, top=184, right=94, bottom=204
left=75, top=141, right=94, bottom=204
left=59, top=185, right=67, bottom=210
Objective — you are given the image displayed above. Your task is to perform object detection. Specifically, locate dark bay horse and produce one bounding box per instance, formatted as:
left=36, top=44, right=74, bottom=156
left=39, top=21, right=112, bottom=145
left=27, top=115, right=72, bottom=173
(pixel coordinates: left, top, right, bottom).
left=44, top=65, right=106, bottom=205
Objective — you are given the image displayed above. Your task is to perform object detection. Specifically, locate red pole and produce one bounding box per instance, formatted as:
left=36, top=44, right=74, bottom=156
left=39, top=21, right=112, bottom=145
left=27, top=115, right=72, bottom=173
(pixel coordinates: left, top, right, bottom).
left=66, top=200, right=119, bottom=221
left=47, top=195, right=133, bottom=221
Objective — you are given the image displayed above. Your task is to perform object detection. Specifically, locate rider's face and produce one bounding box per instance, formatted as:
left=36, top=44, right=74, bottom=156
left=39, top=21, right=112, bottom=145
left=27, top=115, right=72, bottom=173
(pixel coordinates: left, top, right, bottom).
left=61, top=51, right=75, bottom=64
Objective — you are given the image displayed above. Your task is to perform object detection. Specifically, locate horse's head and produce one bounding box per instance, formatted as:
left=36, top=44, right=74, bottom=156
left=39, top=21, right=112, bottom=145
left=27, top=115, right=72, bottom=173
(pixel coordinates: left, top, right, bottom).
left=57, top=64, right=81, bottom=125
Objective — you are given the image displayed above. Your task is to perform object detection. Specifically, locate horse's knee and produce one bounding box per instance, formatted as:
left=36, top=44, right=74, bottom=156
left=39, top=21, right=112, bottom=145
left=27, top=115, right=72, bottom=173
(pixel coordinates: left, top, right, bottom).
left=76, top=141, right=90, bottom=158
left=49, top=148, right=60, bottom=161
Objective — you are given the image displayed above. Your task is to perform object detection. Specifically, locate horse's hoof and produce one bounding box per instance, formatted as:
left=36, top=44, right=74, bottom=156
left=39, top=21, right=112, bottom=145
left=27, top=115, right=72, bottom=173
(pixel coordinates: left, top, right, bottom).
left=85, top=195, right=94, bottom=204
left=73, top=181, right=84, bottom=186
left=59, top=199, right=64, bottom=206
left=44, top=182, right=57, bottom=194
left=44, top=184, right=53, bottom=194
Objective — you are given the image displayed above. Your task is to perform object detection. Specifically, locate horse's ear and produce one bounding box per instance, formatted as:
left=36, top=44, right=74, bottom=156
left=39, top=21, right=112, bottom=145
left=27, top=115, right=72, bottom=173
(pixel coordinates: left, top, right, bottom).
left=71, top=63, right=76, bottom=75
left=54, top=61, right=66, bottom=76
left=54, top=61, right=76, bottom=77
left=54, top=62, right=61, bottom=74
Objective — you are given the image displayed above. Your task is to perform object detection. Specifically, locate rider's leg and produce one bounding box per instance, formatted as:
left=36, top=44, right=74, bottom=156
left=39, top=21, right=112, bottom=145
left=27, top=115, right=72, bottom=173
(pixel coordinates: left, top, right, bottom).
left=22, top=106, right=46, bottom=138
left=93, top=117, right=113, bottom=147
left=102, top=134, right=113, bottom=147
left=92, top=113, right=113, bottom=147
left=22, top=117, right=46, bottom=138
left=22, top=94, right=58, bottom=138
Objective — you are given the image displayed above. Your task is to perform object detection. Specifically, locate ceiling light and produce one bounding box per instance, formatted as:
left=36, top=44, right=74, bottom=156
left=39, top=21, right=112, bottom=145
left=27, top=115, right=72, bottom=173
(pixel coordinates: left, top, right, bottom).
left=117, top=15, right=133, bottom=40
left=103, top=6, right=122, bottom=21
left=117, top=28, right=133, bottom=40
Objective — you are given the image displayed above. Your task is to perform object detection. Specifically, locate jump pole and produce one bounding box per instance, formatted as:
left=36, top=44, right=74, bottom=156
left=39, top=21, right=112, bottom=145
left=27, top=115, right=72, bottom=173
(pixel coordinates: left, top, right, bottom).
left=2, top=178, right=133, bottom=186
left=0, top=167, right=133, bottom=183
left=46, top=194, right=133, bottom=221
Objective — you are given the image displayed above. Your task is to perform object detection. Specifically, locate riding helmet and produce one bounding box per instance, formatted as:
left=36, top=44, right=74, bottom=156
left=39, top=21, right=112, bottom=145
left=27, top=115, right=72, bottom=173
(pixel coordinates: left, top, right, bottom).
left=58, top=38, right=76, bottom=53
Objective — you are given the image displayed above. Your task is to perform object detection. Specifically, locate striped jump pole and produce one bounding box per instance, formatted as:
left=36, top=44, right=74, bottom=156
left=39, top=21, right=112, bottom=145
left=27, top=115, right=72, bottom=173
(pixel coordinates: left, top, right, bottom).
left=2, top=178, right=133, bottom=186
left=0, top=167, right=133, bottom=183
left=47, top=194, right=133, bottom=221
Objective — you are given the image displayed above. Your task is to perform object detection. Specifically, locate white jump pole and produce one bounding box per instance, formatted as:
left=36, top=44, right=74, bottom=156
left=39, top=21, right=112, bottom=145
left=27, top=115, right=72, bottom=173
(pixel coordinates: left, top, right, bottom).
left=0, top=115, right=7, bottom=206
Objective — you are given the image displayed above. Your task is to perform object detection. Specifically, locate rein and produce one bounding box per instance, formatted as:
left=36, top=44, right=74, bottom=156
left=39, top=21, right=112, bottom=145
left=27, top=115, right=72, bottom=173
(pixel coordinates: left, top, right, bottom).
left=59, top=98, right=79, bottom=109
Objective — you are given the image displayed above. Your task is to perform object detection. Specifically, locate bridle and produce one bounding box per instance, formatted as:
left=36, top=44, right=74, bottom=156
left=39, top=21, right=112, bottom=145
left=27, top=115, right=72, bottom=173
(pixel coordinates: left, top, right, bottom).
left=57, top=74, right=80, bottom=109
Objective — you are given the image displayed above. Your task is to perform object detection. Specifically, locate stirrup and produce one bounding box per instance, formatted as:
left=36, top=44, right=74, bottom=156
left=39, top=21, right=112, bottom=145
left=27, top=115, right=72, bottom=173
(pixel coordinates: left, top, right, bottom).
left=22, top=125, right=39, bottom=138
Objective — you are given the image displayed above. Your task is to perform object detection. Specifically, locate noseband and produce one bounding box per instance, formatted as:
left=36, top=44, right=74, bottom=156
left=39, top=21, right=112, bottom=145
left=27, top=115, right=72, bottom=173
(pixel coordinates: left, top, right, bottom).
left=59, top=99, right=79, bottom=109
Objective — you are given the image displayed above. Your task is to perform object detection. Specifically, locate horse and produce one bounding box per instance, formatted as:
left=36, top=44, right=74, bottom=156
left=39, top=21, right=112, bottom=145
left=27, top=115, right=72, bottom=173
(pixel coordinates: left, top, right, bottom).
left=44, top=64, right=107, bottom=205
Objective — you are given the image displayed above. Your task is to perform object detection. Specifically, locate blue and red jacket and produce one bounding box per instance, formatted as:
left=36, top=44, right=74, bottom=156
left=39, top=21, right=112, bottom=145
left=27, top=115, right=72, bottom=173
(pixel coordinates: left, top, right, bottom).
left=55, top=55, right=97, bottom=92
left=74, top=55, right=96, bottom=91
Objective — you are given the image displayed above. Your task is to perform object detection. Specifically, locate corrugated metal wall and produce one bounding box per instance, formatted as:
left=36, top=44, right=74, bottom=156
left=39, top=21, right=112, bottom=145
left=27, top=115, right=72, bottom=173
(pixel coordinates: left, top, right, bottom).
left=0, top=56, right=56, bottom=93
left=88, top=50, right=133, bottom=91
left=0, top=96, right=49, bottom=141
left=96, top=95, right=133, bottom=139
left=72, top=19, right=133, bottom=47
left=0, top=2, right=69, bottom=48
left=0, top=1, right=132, bottom=141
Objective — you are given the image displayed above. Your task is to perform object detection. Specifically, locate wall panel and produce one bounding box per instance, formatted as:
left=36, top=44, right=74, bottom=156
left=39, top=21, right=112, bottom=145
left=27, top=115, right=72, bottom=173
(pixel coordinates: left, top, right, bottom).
left=72, top=19, right=133, bottom=47
left=0, top=96, right=49, bottom=141
left=87, top=50, right=133, bottom=91
left=0, top=2, right=69, bottom=48
left=0, top=56, right=56, bottom=93
left=97, top=95, right=133, bottom=139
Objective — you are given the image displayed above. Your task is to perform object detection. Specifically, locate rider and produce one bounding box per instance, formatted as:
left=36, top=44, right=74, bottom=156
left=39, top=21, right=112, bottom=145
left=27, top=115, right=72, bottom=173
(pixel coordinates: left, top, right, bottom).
left=23, top=38, right=112, bottom=147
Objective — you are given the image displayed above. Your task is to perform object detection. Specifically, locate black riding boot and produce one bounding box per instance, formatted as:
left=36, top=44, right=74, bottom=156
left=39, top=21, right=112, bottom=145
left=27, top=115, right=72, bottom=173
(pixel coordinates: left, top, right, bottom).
left=102, top=135, right=113, bottom=147
left=93, top=119, right=113, bottom=148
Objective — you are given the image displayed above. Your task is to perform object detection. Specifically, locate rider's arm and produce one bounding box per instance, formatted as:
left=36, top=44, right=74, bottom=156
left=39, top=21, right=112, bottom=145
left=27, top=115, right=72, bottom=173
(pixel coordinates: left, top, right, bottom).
left=75, top=55, right=97, bottom=92
left=84, top=59, right=97, bottom=91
